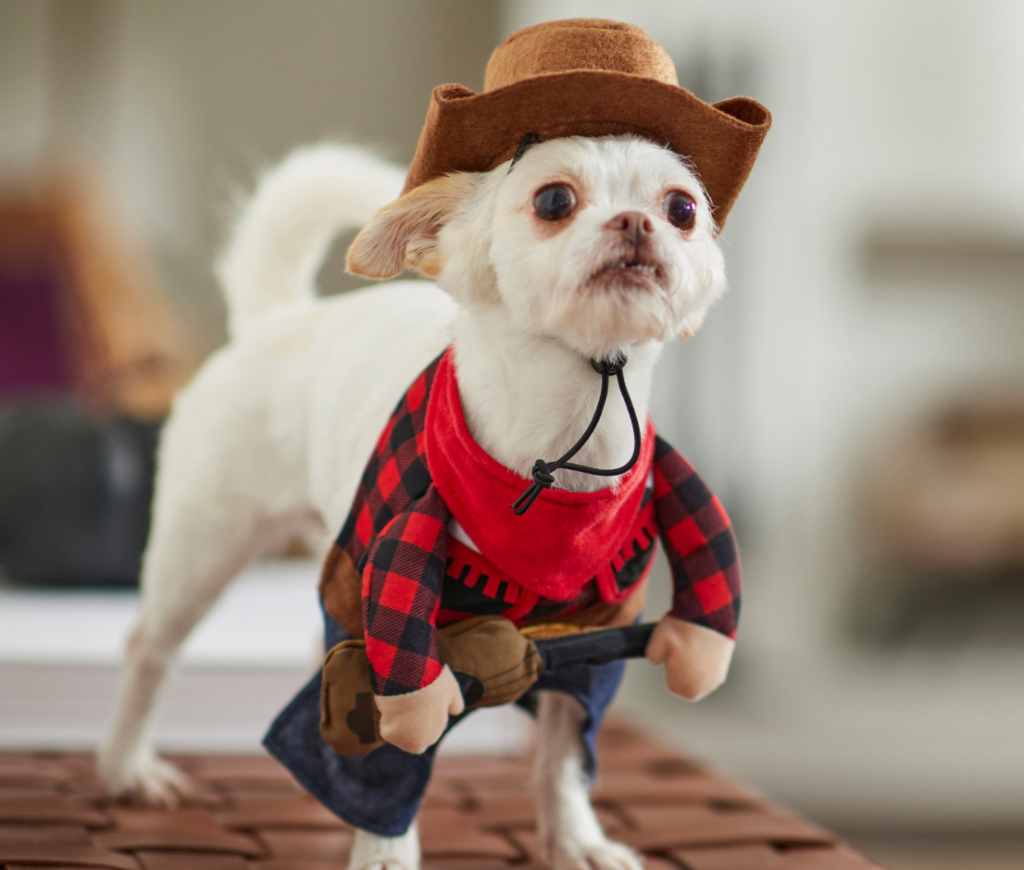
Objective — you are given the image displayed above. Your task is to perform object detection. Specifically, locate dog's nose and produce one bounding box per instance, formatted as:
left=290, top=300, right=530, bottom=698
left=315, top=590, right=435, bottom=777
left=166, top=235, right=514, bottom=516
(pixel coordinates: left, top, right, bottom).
left=605, top=211, right=653, bottom=246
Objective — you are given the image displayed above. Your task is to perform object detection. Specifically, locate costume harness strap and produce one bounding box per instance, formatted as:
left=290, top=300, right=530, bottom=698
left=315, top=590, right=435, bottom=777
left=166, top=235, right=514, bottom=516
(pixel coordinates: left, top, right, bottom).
left=511, top=352, right=643, bottom=515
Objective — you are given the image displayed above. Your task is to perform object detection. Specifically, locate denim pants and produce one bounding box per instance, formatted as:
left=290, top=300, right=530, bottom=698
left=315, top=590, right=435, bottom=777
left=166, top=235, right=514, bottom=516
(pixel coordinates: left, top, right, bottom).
left=263, top=604, right=626, bottom=837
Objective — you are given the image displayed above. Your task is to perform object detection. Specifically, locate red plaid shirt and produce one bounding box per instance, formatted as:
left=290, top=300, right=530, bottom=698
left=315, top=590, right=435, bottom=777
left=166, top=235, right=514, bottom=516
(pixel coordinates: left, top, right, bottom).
left=331, top=350, right=741, bottom=697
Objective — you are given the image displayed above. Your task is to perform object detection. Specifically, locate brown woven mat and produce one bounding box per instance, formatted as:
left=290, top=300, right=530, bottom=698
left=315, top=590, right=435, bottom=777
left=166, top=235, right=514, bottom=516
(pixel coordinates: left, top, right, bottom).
left=0, top=721, right=883, bottom=869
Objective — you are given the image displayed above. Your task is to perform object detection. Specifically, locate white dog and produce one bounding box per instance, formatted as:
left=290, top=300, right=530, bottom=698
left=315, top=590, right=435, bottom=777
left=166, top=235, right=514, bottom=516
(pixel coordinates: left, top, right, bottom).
left=98, top=135, right=729, bottom=870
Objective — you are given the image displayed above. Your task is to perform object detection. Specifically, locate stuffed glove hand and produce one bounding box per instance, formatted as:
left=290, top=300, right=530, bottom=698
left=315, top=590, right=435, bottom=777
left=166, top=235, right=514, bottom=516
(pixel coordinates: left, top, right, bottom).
left=646, top=616, right=735, bottom=702
left=374, top=665, right=465, bottom=755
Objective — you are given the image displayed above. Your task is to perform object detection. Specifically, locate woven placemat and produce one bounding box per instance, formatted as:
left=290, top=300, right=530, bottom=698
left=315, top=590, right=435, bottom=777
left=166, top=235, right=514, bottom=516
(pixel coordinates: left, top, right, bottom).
left=0, top=720, right=883, bottom=869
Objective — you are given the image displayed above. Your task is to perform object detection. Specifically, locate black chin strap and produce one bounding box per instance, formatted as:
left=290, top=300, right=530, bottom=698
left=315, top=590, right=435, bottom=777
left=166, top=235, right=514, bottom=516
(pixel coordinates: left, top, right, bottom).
left=511, top=353, right=643, bottom=516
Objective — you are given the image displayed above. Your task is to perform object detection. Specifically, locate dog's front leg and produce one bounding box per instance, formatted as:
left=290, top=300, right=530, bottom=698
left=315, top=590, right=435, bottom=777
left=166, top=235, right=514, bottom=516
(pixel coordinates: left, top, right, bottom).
left=534, top=692, right=643, bottom=870
left=348, top=823, right=420, bottom=870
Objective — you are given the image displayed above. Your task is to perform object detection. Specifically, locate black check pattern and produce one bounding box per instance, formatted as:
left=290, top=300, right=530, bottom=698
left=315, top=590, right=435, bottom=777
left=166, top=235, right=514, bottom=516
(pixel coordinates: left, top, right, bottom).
left=653, top=435, right=741, bottom=638
left=335, top=358, right=439, bottom=572
left=363, top=485, right=451, bottom=695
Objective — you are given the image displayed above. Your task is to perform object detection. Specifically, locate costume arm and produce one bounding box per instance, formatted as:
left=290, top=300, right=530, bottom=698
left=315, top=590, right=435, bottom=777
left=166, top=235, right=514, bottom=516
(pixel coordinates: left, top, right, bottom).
left=361, top=483, right=464, bottom=754
left=362, top=483, right=452, bottom=696
left=652, top=435, right=741, bottom=637
left=648, top=435, right=740, bottom=701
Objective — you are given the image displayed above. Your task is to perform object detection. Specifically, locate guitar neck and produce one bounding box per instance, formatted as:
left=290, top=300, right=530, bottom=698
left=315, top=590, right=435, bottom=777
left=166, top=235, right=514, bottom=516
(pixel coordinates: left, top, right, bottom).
left=533, top=623, right=656, bottom=671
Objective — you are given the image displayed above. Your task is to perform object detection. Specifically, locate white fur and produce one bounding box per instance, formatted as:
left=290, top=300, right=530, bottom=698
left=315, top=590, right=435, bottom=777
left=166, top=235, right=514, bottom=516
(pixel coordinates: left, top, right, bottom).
left=217, top=143, right=407, bottom=338
left=349, top=823, right=420, bottom=870
left=535, top=693, right=643, bottom=870
left=98, top=137, right=729, bottom=870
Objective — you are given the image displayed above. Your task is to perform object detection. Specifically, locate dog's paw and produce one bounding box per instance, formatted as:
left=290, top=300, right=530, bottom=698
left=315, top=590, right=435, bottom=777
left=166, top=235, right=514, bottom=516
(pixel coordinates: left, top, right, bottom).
left=347, top=825, right=420, bottom=870
left=97, top=753, right=195, bottom=808
left=550, top=838, right=644, bottom=870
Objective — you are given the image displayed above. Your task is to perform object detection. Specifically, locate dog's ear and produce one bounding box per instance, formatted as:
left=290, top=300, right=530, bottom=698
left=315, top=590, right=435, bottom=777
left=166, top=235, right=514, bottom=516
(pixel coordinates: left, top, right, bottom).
left=346, top=174, right=475, bottom=279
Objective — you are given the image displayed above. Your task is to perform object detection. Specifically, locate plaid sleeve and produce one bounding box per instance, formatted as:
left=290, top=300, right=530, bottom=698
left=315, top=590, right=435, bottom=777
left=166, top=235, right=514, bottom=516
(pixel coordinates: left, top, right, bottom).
left=652, top=436, right=741, bottom=639
left=362, top=484, right=451, bottom=696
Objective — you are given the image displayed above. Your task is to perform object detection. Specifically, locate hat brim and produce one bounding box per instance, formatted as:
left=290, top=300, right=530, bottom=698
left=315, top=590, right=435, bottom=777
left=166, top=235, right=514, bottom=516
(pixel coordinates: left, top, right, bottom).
left=402, top=70, right=771, bottom=229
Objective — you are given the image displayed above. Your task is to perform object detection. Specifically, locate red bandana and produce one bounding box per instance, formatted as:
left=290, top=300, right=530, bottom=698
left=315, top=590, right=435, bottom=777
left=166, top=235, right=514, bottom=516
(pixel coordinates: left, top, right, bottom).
left=425, top=349, right=656, bottom=599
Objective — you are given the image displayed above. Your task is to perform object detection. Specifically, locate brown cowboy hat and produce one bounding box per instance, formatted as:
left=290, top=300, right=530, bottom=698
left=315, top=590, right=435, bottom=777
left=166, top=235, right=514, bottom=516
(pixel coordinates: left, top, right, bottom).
left=402, top=18, right=771, bottom=228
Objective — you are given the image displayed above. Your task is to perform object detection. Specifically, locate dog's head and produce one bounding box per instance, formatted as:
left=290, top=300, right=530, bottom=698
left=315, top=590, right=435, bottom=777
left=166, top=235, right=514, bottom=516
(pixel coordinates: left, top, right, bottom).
left=347, top=135, right=727, bottom=360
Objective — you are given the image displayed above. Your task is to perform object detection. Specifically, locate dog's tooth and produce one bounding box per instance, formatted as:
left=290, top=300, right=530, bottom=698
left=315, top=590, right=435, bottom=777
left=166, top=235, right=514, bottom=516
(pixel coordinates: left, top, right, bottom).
left=608, top=261, right=661, bottom=272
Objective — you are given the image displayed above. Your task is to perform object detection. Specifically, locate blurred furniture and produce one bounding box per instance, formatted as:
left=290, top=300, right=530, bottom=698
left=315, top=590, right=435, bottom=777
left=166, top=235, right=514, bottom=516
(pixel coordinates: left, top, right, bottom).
left=0, top=720, right=885, bottom=870
left=0, top=402, right=161, bottom=587
left=0, top=171, right=192, bottom=417
left=861, top=223, right=1024, bottom=287
left=868, top=394, right=1024, bottom=574
left=848, top=393, right=1024, bottom=651
left=0, top=170, right=193, bottom=586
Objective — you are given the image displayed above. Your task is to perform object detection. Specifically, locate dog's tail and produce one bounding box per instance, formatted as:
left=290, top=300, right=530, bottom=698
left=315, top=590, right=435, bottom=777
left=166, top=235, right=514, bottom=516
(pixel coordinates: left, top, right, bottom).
left=217, top=143, right=406, bottom=338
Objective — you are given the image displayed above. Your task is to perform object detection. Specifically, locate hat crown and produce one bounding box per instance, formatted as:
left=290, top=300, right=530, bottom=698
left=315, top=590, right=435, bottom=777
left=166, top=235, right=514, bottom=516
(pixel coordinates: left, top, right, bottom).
left=387, top=17, right=770, bottom=232
left=484, top=19, right=678, bottom=92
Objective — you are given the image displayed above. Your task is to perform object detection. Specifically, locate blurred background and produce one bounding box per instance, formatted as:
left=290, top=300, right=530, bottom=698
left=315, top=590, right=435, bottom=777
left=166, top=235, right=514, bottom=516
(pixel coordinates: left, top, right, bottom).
left=1, top=2, right=1022, bottom=868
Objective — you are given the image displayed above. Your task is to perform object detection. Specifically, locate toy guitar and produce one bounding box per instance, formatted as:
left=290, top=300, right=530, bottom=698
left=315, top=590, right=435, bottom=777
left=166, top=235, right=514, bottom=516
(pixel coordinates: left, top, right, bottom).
left=320, top=616, right=655, bottom=756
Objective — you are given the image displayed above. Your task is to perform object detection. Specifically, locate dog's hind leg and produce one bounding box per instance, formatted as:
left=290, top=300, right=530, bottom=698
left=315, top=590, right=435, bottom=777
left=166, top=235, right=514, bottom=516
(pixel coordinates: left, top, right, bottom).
left=534, top=692, right=644, bottom=870
left=97, top=521, right=268, bottom=804
left=97, top=487, right=272, bottom=804
left=97, top=371, right=310, bottom=805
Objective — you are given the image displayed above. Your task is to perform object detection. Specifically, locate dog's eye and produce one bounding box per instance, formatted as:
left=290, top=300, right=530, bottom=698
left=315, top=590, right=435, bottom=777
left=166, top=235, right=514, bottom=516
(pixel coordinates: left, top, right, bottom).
left=533, top=184, right=577, bottom=221
left=664, top=191, right=697, bottom=231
